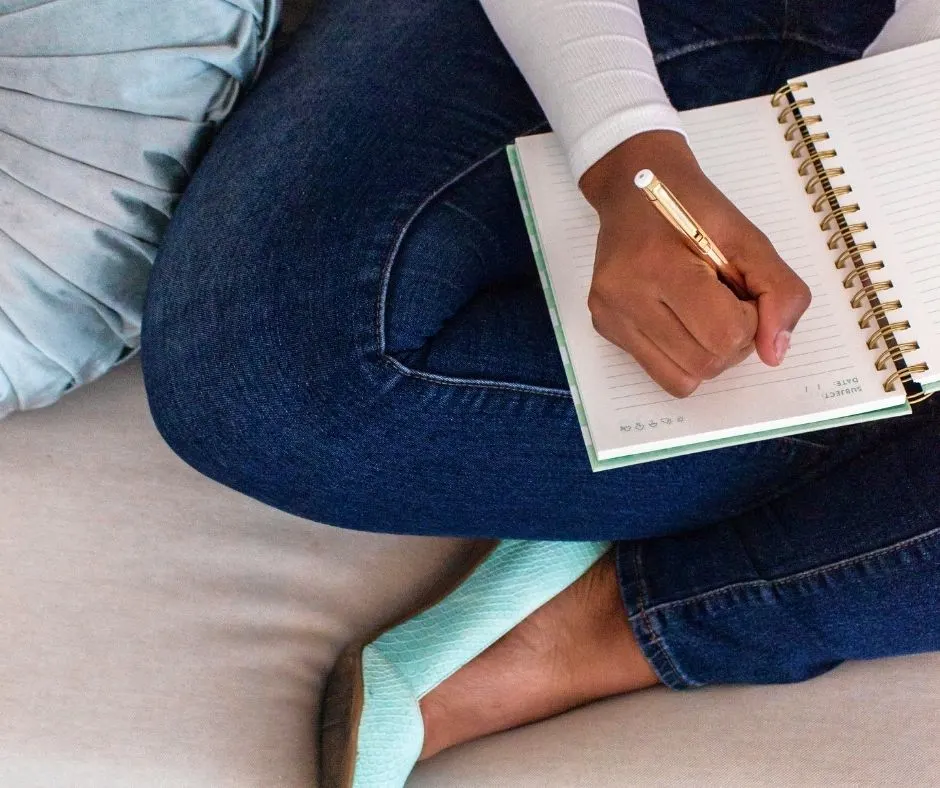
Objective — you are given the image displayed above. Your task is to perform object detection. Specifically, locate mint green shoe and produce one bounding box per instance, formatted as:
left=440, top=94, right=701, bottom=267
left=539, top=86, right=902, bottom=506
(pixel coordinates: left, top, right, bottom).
left=319, top=539, right=612, bottom=788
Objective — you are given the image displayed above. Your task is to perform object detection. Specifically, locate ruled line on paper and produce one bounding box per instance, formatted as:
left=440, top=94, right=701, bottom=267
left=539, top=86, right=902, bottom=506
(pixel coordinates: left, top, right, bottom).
left=614, top=365, right=858, bottom=412
left=818, top=44, right=940, bottom=340
left=611, top=358, right=850, bottom=404
left=835, top=70, right=940, bottom=109
left=610, top=355, right=851, bottom=399
left=604, top=347, right=845, bottom=396
left=827, top=47, right=939, bottom=85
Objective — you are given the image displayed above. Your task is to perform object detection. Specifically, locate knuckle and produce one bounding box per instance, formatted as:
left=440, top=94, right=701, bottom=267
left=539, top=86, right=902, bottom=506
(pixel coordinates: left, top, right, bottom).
left=731, top=342, right=756, bottom=368
left=727, top=320, right=753, bottom=349
left=752, top=227, right=774, bottom=249
left=682, top=349, right=720, bottom=380
left=795, top=279, right=813, bottom=310
left=587, top=292, right=610, bottom=331
left=589, top=311, right=610, bottom=341
left=659, top=372, right=702, bottom=399
left=588, top=306, right=620, bottom=347
left=588, top=279, right=623, bottom=317
left=699, top=353, right=726, bottom=380
left=708, top=320, right=750, bottom=356
left=669, top=375, right=701, bottom=399
left=684, top=259, right=718, bottom=285
left=587, top=287, right=606, bottom=318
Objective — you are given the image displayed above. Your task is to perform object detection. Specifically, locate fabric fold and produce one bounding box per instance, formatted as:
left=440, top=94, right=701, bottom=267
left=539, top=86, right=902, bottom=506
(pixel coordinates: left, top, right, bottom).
left=0, top=0, right=280, bottom=416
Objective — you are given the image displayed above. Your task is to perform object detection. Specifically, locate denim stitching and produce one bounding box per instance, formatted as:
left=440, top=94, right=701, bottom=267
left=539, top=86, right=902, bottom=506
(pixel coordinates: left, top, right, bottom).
left=629, top=544, right=701, bottom=688
left=375, top=121, right=569, bottom=398
left=654, top=34, right=862, bottom=66
left=379, top=354, right=572, bottom=397
left=633, top=523, right=940, bottom=618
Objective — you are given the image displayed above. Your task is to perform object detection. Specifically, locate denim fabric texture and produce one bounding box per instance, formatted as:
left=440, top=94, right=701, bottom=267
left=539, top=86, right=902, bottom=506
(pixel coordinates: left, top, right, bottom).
left=142, top=0, right=940, bottom=688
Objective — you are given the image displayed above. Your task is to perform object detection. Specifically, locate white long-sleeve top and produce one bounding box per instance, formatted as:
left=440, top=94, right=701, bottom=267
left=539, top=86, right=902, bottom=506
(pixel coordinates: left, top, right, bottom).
left=479, top=0, right=940, bottom=180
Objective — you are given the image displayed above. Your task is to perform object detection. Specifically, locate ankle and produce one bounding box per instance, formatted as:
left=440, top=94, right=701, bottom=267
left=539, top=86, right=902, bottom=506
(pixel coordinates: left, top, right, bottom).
left=418, top=692, right=462, bottom=761
left=571, top=551, right=661, bottom=699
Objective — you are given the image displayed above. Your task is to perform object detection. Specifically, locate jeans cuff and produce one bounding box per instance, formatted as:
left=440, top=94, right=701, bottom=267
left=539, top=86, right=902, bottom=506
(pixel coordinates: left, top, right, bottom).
left=615, top=542, right=701, bottom=690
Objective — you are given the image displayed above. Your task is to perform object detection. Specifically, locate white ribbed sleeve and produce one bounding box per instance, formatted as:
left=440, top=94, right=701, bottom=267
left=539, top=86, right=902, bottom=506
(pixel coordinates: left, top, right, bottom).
left=478, top=0, right=684, bottom=180
left=865, top=0, right=940, bottom=55
left=482, top=1, right=940, bottom=182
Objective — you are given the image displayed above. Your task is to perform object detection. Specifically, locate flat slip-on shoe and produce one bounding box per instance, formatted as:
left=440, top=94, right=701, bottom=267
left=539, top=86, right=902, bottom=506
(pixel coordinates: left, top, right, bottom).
left=319, top=538, right=612, bottom=788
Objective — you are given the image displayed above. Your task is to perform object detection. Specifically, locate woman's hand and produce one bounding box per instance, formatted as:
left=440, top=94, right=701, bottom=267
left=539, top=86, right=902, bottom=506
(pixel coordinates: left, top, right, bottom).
left=580, top=131, right=812, bottom=398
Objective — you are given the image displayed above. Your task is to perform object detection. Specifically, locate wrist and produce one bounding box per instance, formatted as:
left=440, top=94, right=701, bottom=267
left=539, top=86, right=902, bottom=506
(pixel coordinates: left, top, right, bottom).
left=579, top=131, right=699, bottom=214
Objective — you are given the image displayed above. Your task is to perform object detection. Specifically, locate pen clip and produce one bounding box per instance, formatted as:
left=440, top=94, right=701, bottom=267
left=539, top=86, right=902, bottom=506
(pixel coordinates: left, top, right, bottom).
left=635, top=169, right=750, bottom=300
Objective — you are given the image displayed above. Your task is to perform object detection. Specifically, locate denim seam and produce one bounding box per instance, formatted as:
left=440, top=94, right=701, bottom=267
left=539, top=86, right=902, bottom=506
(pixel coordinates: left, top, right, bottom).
left=618, top=544, right=701, bottom=690
left=379, top=354, right=572, bottom=397
left=636, top=523, right=940, bottom=618
left=654, top=34, right=863, bottom=66
left=693, top=440, right=831, bottom=525
left=374, top=121, right=570, bottom=399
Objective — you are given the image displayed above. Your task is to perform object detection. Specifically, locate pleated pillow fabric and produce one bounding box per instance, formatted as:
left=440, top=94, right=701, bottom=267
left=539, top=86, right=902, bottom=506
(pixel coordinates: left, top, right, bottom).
left=0, top=0, right=279, bottom=418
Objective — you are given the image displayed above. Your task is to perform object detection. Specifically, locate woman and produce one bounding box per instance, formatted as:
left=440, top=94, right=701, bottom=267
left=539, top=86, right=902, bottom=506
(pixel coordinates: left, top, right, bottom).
left=141, top=0, right=940, bottom=785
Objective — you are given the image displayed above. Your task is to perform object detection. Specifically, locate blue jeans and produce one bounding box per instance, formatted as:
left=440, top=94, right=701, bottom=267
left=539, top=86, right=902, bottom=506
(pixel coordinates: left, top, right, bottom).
left=141, top=0, right=940, bottom=688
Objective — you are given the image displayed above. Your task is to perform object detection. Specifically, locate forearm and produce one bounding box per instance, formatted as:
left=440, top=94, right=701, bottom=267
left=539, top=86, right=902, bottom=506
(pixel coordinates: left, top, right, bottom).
left=478, top=0, right=684, bottom=180
left=866, top=0, right=940, bottom=55
left=481, top=0, right=940, bottom=181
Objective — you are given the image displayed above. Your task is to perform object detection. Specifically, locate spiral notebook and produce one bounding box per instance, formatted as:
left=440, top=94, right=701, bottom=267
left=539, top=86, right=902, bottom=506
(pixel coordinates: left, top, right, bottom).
left=508, top=39, right=940, bottom=471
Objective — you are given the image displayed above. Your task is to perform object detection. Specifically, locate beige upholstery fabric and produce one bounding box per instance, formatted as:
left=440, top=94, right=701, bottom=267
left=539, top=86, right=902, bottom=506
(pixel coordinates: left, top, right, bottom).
left=1, top=361, right=938, bottom=786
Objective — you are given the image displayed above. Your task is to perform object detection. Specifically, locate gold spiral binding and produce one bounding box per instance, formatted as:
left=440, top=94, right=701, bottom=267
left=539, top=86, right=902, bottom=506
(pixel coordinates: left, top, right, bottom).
left=827, top=224, right=867, bottom=249
left=813, top=186, right=852, bottom=213
left=799, top=150, right=838, bottom=176
left=875, top=342, right=920, bottom=371
left=819, top=204, right=860, bottom=230
left=777, top=98, right=816, bottom=123
left=884, top=365, right=930, bottom=393
left=851, top=281, right=894, bottom=309
left=843, top=262, right=886, bottom=289
left=867, top=322, right=911, bottom=350
left=772, top=81, right=931, bottom=401
left=858, top=301, right=902, bottom=329
left=771, top=81, right=808, bottom=105
left=791, top=133, right=831, bottom=158
left=785, top=116, right=824, bottom=141
left=805, top=169, right=845, bottom=194
left=836, top=242, right=877, bottom=269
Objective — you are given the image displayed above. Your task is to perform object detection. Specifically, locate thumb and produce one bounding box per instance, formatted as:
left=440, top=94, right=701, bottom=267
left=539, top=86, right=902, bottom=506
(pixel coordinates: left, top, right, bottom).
left=736, top=238, right=812, bottom=367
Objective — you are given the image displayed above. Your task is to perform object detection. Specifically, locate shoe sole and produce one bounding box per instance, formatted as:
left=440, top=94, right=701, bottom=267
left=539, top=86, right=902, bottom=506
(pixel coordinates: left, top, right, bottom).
left=319, top=538, right=500, bottom=788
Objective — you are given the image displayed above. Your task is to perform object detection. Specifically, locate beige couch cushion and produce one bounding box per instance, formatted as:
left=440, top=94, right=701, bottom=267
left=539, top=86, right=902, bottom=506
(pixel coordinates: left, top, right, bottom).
left=1, top=360, right=938, bottom=786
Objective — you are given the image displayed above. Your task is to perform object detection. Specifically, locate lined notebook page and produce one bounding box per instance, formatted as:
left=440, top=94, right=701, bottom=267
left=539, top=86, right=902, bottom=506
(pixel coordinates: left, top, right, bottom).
left=515, top=96, right=900, bottom=462
left=803, top=38, right=940, bottom=388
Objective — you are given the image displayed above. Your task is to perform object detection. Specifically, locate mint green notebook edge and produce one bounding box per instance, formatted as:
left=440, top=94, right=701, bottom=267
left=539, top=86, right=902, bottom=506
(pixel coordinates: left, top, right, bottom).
left=507, top=144, right=605, bottom=471
left=506, top=144, right=912, bottom=472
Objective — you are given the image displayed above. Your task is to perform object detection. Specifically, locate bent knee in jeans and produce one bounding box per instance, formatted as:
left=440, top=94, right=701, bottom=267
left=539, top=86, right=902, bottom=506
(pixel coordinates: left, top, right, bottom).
left=379, top=145, right=567, bottom=395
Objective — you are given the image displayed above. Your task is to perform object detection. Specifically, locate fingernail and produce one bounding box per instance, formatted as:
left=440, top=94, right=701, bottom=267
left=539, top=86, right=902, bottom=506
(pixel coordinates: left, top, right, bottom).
left=774, top=330, right=792, bottom=364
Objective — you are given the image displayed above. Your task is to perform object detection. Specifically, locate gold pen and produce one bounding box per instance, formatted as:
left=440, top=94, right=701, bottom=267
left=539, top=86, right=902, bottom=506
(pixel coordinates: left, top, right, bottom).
left=634, top=169, right=749, bottom=299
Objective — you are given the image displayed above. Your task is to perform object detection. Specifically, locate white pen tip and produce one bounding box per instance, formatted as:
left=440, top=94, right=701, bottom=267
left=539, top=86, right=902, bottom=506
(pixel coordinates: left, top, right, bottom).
left=634, top=169, right=654, bottom=189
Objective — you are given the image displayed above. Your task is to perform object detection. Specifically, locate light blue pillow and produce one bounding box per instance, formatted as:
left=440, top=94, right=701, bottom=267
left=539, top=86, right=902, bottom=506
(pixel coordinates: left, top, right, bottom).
left=0, top=0, right=280, bottom=418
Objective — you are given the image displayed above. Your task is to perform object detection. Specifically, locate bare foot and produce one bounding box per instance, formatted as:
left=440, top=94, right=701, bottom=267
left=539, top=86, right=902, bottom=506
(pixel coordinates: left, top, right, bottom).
left=417, top=549, right=660, bottom=761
